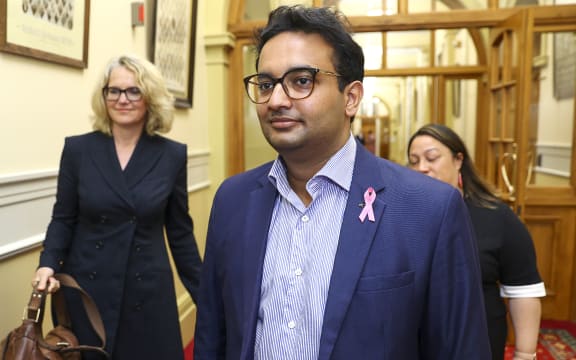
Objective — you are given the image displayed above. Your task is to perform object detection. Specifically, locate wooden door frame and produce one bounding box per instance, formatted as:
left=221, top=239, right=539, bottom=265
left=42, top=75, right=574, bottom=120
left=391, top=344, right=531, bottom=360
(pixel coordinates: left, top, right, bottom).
left=227, top=4, right=576, bottom=176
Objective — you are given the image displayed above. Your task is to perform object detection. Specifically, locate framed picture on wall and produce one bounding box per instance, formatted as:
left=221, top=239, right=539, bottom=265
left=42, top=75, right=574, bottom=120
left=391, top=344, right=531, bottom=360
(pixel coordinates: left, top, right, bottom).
left=152, top=0, right=198, bottom=108
left=553, top=32, right=575, bottom=100
left=0, top=0, right=90, bottom=68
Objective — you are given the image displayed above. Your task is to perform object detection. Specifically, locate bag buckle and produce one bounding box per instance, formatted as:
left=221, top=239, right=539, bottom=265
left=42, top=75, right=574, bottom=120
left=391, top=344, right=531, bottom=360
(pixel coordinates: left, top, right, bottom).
left=22, top=306, right=41, bottom=322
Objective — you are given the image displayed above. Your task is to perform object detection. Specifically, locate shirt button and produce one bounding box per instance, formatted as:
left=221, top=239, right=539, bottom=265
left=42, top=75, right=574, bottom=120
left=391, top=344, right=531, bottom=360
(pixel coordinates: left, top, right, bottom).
left=287, top=321, right=296, bottom=329
left=295, top=268, right=303, bottom=276
left=301, top=215, right=309, bottom=222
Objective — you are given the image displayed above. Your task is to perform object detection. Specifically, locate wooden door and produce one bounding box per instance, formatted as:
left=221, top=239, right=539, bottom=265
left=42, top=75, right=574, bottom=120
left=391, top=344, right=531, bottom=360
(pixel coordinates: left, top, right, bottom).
left=487, top=8, right=576, bottom=321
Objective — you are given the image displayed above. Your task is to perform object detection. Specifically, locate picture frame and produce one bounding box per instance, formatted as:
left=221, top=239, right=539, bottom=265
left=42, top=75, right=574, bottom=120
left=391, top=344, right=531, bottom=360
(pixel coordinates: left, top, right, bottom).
left=0, top=0, right=90, bottom=68
left=553, top=32, right=575, bottom=100
left=152, top=0, right=197, bottom=108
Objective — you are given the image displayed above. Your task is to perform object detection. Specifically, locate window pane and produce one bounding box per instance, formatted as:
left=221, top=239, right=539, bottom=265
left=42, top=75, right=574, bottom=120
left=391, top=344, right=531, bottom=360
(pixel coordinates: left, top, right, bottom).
left=353, top=32, right=383, bottom=70
left=530, top=31, right=575, bottom=187
left=435, top=29, right=479, bottom=66
left=387, top=31, right=431, bottom=68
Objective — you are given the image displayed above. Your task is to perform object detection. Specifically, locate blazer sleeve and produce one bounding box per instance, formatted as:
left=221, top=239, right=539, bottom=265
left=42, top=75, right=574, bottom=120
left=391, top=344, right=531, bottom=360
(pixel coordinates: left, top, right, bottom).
left=419, top=190, right=492, bottom=359
left=164, top=143, right=202, bottom=303
left=39, top=137, right=80, bottom=271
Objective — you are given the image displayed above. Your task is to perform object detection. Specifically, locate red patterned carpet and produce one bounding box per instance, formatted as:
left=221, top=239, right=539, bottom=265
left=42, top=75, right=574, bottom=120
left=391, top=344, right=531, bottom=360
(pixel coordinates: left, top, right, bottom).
left=505, top=320, right=576, bottom=360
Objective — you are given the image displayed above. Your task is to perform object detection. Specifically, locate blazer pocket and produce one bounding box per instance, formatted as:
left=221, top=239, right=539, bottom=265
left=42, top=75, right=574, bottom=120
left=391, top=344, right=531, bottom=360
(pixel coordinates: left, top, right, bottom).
left=356, top=271, right=415, bottom=293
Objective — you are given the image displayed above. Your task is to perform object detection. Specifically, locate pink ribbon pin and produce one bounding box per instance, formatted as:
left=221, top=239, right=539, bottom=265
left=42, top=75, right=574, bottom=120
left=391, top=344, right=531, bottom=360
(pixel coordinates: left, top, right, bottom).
left=358, top=187, right=376, bottom=223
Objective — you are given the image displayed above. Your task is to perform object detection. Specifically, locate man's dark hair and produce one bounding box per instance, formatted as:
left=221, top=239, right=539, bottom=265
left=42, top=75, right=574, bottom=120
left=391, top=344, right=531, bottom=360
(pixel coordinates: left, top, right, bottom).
left=254, top=5, right=365, bottom=92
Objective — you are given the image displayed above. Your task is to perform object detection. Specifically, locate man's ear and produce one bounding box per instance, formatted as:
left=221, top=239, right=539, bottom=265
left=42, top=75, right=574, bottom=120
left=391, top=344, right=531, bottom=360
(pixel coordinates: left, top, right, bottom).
left=345, top=80, right=364, bottom=118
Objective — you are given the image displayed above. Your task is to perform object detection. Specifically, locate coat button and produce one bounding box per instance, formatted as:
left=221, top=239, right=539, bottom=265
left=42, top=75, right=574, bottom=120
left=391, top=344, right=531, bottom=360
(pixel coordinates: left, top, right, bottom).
left=99, top=215, right=107, bottom=224
left=88, top=271, right=97, bottom=280
left=130, top=216, right=137, bottom=224
left=95, top=240, right=104, bottom=249
left=135, top=245, right=141, bottom=252
left=134, top=302, right=142, bottom=311
left=135, top=272, right=142, bottom=281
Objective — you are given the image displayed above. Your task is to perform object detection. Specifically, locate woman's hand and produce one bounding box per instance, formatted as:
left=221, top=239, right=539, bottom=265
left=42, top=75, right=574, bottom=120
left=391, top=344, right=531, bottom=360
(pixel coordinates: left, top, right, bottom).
left=33, top=267, right=60, bottom=293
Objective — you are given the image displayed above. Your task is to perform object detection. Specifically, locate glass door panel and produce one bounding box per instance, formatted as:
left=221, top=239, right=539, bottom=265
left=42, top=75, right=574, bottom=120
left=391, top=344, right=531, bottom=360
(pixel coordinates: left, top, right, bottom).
left=529, top=31, right=575, bottom=187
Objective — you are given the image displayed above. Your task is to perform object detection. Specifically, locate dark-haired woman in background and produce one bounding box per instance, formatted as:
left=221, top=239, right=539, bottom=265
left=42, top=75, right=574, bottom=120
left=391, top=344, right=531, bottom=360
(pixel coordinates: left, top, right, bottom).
left=407, top=124, right=545, bottom=360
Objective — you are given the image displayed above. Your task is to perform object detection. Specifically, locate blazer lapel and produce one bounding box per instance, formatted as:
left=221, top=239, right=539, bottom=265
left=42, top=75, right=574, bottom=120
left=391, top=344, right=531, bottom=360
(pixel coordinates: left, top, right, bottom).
left=240, top=175, right=278, bottom=359
left=88, top=133, right=134, bottom=207
left=122, top=133, right=164, bottom=188
left=318, top=145, right=388, bottom=360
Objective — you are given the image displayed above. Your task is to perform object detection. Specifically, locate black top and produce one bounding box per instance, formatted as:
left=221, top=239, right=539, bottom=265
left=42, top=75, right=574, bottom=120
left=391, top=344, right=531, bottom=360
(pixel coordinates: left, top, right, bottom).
left=466, top=200, right=543, bottom=359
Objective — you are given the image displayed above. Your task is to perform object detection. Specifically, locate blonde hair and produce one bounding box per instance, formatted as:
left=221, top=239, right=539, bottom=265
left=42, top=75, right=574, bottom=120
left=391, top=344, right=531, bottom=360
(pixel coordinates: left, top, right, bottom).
left=91, top=55, right=174, bottom=136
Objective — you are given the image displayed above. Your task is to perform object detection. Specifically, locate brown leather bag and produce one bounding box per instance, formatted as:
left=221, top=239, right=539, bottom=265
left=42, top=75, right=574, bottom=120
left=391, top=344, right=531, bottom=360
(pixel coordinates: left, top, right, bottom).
left=0, top=273, right=109, bottom=360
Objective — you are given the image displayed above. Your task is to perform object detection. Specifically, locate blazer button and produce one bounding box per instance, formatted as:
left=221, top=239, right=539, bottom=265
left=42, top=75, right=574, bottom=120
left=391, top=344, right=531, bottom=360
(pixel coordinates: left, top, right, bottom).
left=95, top=240, right=104, bottom=249
left=135, top=272, right=142, bottom=281
left=88, top=271, right=97, bottom=280
left=130, top=216, right=137, bottom=224
left=99, top=215, right=107, bottom=224
left=134, top=302, right=142, bottom=311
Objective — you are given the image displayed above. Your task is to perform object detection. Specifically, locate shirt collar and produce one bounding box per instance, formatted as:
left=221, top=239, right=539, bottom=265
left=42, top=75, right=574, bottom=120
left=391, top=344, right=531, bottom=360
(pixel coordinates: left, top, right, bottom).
left=268, top=133, right=356, bottom=193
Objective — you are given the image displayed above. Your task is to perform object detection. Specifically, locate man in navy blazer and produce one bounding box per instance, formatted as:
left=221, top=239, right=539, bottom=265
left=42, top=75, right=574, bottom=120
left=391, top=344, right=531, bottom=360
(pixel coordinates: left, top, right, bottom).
left=194, top=5, right=491, bottom=359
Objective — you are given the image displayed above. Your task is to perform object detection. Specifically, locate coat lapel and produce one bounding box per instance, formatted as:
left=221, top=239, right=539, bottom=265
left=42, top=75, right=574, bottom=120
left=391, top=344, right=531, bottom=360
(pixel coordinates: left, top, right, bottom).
left=240, top=175, right=278, bottom=359
left=88, top=133, right=134, bottom=207
left=122, top=133, right=164, bottom=188
left=318, top=145, right=388, bottom=360
left=88, top=133, right=164, bottom=208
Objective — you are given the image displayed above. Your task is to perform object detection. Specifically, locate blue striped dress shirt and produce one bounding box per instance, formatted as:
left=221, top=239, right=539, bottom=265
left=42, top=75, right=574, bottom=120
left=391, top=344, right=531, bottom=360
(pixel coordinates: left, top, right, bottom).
left=254, top=134, right=356, bottom=360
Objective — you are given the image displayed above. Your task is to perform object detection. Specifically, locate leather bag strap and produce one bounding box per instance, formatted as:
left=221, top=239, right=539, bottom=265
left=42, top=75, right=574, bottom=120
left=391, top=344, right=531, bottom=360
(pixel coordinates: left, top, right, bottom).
left=23, top=286, right=47, bottom=324
left=52, top=273, right=107, bottom=348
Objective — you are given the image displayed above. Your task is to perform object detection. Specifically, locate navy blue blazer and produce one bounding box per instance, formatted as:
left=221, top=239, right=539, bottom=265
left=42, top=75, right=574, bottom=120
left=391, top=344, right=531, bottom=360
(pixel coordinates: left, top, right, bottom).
left=39, top=131, right=202, bottom=358
left=194, top=143, right=491, bottom=359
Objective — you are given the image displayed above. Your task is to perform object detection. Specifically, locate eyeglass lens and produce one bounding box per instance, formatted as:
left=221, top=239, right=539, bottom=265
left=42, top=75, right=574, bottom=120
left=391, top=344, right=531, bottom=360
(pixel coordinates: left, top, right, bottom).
left=103, top=87, right=143, bottom=102
left=245, top=68, right=317, bottom=104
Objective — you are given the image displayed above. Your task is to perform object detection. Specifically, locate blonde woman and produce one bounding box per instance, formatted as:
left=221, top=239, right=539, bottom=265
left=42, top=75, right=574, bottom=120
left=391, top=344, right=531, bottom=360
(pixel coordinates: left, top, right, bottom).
left=33, top=55, right=202, bottom=359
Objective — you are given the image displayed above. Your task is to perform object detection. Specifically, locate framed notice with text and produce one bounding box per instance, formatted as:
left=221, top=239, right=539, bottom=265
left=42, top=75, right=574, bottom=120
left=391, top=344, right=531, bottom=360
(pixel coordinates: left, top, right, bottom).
left=0, top=0, right=90, bottom=68
left=152, top=0, right=197, bottom=108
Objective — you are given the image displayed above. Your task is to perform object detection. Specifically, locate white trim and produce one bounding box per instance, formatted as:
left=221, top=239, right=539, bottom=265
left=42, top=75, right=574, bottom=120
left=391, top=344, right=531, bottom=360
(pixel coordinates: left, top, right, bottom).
left=0, top=233, right=45, bottom=260
left=0, top=170, right=57, bottom=260
left=187, top=150, right=211, bottom=192
left=500, top=282, right=547, bottom=298
left=534, top=143, right=571, bottom=177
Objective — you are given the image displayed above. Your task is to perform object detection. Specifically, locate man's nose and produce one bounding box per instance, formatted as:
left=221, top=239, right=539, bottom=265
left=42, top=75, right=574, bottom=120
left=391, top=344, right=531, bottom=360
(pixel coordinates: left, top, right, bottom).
left=266, top=83, right=291, bottom=107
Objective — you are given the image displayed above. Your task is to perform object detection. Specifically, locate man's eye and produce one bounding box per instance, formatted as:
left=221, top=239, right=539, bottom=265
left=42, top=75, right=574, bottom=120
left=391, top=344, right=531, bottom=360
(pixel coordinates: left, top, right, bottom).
left=293, top=76, right=313, bottom=87
left=258, top=82, right=274, bottom=91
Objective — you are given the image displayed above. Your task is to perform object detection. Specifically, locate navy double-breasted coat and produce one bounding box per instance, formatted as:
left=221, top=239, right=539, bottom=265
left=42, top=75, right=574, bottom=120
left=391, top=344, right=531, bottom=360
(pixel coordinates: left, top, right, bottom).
left=39, top=131, right=202, bottom=359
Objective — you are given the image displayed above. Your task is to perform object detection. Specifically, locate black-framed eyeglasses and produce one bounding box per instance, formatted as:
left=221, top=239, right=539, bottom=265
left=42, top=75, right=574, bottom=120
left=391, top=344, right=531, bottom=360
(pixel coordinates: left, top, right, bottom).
left=243, top=67, right=341, bottom=104
left=102, top=86, right=143, bottom=102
